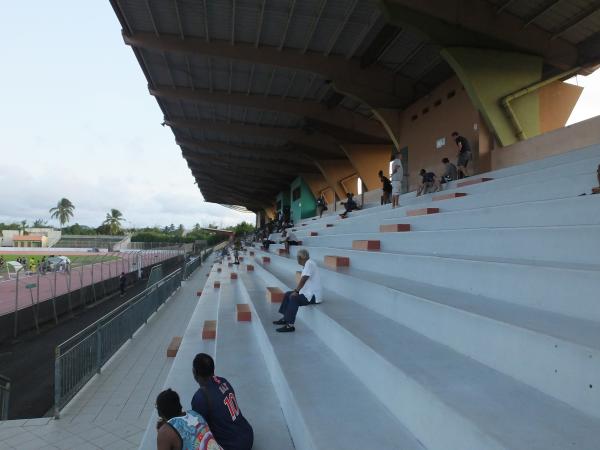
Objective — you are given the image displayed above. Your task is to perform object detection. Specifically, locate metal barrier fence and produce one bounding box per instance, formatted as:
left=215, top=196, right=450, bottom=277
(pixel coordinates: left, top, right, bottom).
left=0, top=375, right=10, bottom=420
left=5, top=249, right=184, bottom=340
left=53, top=249, right=209, bottom=417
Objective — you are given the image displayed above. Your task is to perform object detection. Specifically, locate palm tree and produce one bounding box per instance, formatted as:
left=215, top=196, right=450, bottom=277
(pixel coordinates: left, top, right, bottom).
left=49, top=198, right=75, bottom=230
left=103, top=209, right=125, bottom=235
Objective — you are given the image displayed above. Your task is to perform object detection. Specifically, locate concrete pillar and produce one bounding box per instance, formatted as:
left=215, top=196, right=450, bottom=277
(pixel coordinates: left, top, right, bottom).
left=341, top=144, right=394, bottom=191
left=313, top=159, right=356, bottom=199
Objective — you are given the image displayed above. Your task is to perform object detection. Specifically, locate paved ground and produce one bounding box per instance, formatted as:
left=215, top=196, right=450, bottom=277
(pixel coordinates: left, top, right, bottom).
left=0, top=252, right=175, bottom=316
left=0, top=256, right=212, bottom=450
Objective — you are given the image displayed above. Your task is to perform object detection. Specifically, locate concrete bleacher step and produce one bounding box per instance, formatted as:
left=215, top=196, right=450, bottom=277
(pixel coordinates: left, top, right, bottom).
left=260, top=265, right=600, bottom=449
left=299, top=144, right=600, bottom=227
left=238, top=271, right=425, bottom=450
left=287, top=245, right=600, bottom=322
left=254, top=250, right=600, bottom=418
left=252, top=258, right=600, bottom=450
left=299, top=224, right=600, bottom=266
left=216, top=282, right=294, bottom=450
left=139, top=258, right=220, bottom=449
left=299, top=186, right=600, bottom=237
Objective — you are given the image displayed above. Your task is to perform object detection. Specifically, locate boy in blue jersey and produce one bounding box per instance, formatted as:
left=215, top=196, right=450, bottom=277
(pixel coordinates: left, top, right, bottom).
left=191, top=353, right=254, bottom=450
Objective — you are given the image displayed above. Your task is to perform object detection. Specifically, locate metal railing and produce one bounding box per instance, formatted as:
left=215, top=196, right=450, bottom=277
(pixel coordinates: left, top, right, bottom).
left=53, top=248, right=210, bottom=417
left=0, top=375, right=10, bottom=420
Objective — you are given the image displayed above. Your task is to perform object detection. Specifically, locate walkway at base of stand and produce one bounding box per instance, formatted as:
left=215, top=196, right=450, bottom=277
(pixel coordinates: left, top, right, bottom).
left=0, top=258, right=212, bottom=450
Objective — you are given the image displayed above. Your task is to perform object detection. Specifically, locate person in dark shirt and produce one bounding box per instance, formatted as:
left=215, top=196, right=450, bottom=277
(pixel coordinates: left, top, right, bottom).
left=378, top=170, right=392, bottom=205
left=119, top=272, right=126, bottom=297
left=441, top=157, right=458, bottom=184
left=339, top=192, right=359, bottom=218
left=191, top=353, right=253, bottom=450
left=452, top=131, right=472, bottom=179
left=417, top=169, right=439, bottom=196
left=316, top=194, right=328, bottom=218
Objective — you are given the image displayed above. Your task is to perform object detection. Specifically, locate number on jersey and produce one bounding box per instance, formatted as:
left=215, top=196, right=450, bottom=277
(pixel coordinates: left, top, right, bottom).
left=223, top=393, right=240, bottom=421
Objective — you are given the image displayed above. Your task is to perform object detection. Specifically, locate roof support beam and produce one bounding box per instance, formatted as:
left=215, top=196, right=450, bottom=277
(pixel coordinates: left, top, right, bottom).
left=124, top=32, right=413, bottom=107
left=151, top=86, right=390, bottom=142
left=182, top=149, right=316, bottom=174
left=176, top=138, right=314, bottom=162
left=380, top=0, right=579, bottom=69
left=166, top=118, right=342, bottom=155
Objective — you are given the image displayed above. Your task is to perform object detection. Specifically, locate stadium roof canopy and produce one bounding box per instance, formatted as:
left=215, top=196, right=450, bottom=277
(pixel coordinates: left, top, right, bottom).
left=110, top=0, right=600, bottom=211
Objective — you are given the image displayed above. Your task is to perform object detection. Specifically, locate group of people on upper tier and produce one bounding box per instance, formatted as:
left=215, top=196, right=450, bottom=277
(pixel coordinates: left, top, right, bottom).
left=379, top=131, right=472, bottom=206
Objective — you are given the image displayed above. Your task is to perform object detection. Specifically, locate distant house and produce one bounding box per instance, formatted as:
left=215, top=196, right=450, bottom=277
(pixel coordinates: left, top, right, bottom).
left=12, top=235, right=48, bottom=248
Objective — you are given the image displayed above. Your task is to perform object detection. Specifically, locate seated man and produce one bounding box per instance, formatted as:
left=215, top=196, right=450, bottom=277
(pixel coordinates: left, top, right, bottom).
left=280, top=229, right=300, bottom=253
left=417, top=169, right=439, bottom=196
left=378, top=170, right=392, bottom=205
left=440, top=157, right=458, bottom=184
left=262, top=232, right=278, bottom=251
left=192, top=354, right=254, bottom=450
left=273, top=249, right=322, bottom=333
left=339, top=192, right=359, bottom=218
left=155, top=388, right=222, bottom=450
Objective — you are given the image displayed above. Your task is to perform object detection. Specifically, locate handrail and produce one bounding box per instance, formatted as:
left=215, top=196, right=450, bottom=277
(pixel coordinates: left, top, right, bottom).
left=53, top=248, right=211, bottom=417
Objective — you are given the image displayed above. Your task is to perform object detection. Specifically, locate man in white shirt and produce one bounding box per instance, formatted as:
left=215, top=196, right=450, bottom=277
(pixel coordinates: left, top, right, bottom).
left=273, top=249, right=322, bottom=333
left=391, top=153, right=403, bottom=209
left=281, top=229, right=300, bottom=252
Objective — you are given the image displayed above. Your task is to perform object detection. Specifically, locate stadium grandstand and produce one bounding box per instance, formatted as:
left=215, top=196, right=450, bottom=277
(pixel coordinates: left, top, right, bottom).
left=1, top=1, right=599, bottom=449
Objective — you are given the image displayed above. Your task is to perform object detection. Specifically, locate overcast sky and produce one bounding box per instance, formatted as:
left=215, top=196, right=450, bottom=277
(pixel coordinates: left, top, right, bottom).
left=0, top=2, right=598, bottom=229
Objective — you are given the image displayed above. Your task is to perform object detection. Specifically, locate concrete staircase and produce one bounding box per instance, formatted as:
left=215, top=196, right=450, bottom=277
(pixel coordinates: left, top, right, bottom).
left=140, top=144, right=600, bottom=450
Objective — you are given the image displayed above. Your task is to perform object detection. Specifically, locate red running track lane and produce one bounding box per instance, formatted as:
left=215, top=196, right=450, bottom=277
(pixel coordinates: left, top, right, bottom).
left=0, top=252, right=178, bottom=317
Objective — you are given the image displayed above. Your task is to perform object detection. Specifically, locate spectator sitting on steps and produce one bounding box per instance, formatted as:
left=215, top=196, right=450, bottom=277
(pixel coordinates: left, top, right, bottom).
left=452, top=131, right=472, bottom=179
left=339, top=192, right=359, bottom=219
left=281, top=229, right=300, bottom=253
left=417, top=169, right=440, bottom=196
left=192, top=353, right=254, bottom=450
left=273, top=249, right=322, bottom=333
left=155, top=388, right=223, bottom=450
left=378, top=170, right=392, bottom=205
left=441, top=157, right=458, bottom=185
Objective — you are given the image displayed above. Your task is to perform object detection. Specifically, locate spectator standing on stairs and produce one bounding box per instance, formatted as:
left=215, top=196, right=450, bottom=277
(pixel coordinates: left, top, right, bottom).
left=155, top=388, right=223, bottom=450
left=316, top=194, right=328, bottom=218
left=379, top=170, right=392, bottom=205
left=452, top=131, right=472, bottom=179
left=192, top=353, right=254, bottom=450
left=273, top=249, right=322, bottom=333
left=391, top=153, right=403, bottom=208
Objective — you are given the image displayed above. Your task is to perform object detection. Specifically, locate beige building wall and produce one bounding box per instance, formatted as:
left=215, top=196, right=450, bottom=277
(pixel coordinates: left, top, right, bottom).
left=538, top=81, right=583, bottom=134
left=492, top=115, right=600, bottom=170
left=391, top=76, right=491, bottom=190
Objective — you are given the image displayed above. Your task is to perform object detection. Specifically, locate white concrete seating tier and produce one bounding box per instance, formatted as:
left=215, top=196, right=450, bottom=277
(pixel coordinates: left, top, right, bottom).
left=138, top=262, right=294, bottom=450
left=291, top=144, right=600, bottom=236
left=251, top=255, right=600, bottom=450
left=142, top=145, right=600, bottom=450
